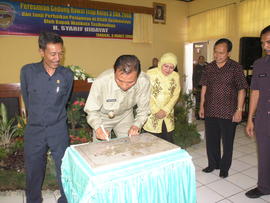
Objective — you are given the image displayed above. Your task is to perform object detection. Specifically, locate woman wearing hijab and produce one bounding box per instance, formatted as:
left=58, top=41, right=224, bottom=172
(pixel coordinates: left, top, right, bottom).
left=143, top=53, right=181, bottom=143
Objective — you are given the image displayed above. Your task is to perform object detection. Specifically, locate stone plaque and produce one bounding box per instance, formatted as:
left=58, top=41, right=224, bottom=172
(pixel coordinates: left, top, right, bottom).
left=73, top=133, right=180, bottom=171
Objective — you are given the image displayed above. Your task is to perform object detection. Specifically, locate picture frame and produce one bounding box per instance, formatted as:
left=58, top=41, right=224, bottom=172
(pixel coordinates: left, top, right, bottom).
left=153, top=2, right=166, bottom=24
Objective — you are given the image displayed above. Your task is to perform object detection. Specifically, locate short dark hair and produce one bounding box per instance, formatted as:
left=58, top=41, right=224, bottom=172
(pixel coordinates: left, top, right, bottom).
left=113, top=55, right=141, bottom=76
left=38, top=31, right=63, bottom=50
left=260, top=25, right=270, bottom=37
left=198, top=56, right=205, bottom=60
left=214, top=38, right=232, bottom=52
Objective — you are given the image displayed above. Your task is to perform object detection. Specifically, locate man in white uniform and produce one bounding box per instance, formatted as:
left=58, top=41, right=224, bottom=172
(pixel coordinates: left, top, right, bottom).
left=84, top=55, right=150, bottom=141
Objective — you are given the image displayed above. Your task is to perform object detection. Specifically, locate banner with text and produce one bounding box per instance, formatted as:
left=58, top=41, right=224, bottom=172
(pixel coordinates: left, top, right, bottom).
left=0, top=0, right=133, bottom=39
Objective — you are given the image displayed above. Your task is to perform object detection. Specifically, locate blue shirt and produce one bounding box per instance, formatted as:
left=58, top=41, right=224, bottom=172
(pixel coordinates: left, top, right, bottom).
left=20, top=61, right=73, bottom=127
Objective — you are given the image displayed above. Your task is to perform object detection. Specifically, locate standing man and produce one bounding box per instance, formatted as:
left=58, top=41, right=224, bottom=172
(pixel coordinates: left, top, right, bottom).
left=245, top=25, right=270, bottom=199
left=193, top=55, right=207, bottom=120
left=148, top=57, right=159, bottom=70
left=84, top=55, right=150, bottom=141
left=199, top=38, right=248, bottom=178
left=20, top=32, right=73, bottom=203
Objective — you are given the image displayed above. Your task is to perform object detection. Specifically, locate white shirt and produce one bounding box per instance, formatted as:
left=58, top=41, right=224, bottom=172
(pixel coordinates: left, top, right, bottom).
left=84, top=69, right=150, bottom=130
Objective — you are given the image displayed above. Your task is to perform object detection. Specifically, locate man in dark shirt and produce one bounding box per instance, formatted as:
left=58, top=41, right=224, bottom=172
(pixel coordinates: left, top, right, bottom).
left=20, top=32, right=73, bottom=203
left=193, top=56, right=207, bottom=119
left=199, top=38, right=248, bottom=178
left=148, top=57, right=159, bottom=70
left=245, top=25, right=270, bottom=199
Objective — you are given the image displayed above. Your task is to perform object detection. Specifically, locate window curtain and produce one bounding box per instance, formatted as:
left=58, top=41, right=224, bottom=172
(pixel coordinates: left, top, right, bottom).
left=133, top=13, right=153, bottom=43
left=239, top=0, right=270, bottom=37
left=188, top=4, right=235, bottom=42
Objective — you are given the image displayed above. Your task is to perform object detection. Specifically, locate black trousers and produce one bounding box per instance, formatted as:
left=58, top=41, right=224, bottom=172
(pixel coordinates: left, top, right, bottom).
left=144, top=121, right=174, bottom=143
left=256, top=132, right=270, bottom=194
left=194, top=90, right=201, bottom=119
left=24, top=121, right=69, bottom=203
left=205, top=117, right=237, bottom=172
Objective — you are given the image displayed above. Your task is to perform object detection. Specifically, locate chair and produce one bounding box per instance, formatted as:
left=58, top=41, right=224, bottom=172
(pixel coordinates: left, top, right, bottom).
left=70, top=80, right=92, bottom=103
left=0, top=83, right=24, bottom=120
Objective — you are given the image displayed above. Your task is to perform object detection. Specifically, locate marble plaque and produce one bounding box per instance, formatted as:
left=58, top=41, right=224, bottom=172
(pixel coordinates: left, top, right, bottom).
left=73, top=133, right=180, bottom=171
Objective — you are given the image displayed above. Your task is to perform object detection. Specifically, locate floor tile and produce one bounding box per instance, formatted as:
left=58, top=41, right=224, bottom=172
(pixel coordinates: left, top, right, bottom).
left=234, top=137, right=254, bottom=146
left=193, top=156, right=208, bottom=168
left=230, top=159, right=253, bottom=172
left=236, top=154, right=257, bottom=166
left=0, top=196, right=23, bottom=203
left=196, top=186, right=224, bottom=203
left=261, top=194, right=270, bottom=202
left=245, top=143, right=257, bottom=149
left=235, top=145, right=257, bottom=154
left=217, top=199, right=233, bottom=203
left=241, top=167, right=258, bottom=179
left=196, top=181, right=203, bottom=188
left=188, top=150, right=204, bottom=160
left=227, top=173, right=257, bottom=190
left=22, top=190, right=56, bottom=203
left=193, top=147, right=207, bottom=156
left=0, top=191, right=24, bottom=203
left=194, top=164, right=203, bottom=172
left=232, top=150, right=247, bottom=159
left=196, top=170, right=220, bottom=185
left=207, top=179, right=243, bottom=198
left=42, top=190, right=56, bottom=199
left=43, top=198, right=56, bottom=203
left=228, top=191, right=268, bottom=203
left=53, top=190, right=60, bottom=201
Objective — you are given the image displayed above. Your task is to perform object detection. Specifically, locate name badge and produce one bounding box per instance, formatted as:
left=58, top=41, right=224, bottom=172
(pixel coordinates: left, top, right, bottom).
left=258, top=73, right=267, bottom=78
left=106, top=99, right=117, bottom=102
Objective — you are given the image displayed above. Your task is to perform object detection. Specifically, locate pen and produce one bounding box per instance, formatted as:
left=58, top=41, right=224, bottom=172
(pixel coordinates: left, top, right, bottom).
left=100, top=125, right=109, bottom=141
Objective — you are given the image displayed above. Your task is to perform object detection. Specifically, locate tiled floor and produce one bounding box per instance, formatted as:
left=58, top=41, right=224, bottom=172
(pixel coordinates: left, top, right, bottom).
left=189, top=120, right=270, bottom=203
left=1, top=120, right=270, bottom=203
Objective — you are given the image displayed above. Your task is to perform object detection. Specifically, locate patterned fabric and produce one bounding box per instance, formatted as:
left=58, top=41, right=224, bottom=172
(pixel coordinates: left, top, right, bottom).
left=200, top=59, right=248, bottom=119
left=143, top=68, right=180, bottom=133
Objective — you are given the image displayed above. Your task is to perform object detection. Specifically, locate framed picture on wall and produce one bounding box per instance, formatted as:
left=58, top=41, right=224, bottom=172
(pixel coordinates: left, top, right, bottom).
left=153, top=2, right=166, bottom=24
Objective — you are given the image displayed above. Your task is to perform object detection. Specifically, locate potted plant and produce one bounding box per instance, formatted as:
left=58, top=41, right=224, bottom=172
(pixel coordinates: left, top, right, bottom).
left=65, top=65, right=93, bottom=81
left=67, top=98, right=92, bottom=143
left=173, top=92, right=201, bottom=148
left=0, top=103, right=17, bottom=150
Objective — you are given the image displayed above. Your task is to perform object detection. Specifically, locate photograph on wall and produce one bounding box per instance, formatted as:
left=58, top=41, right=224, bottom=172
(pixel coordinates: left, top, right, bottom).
left=153, top=2, right=166, bottom=24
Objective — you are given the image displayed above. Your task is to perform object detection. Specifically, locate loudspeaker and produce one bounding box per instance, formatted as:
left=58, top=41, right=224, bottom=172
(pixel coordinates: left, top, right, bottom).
left=239, top=37, right=262, bottom=69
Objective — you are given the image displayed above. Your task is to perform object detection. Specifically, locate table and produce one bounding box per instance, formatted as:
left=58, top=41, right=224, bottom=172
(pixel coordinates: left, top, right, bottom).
left=61, top=133, right=196, bottom=203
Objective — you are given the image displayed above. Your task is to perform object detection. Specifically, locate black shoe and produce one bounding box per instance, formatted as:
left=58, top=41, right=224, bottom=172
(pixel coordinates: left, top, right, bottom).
left=245, top=188, right=265, bottom=198
left=219, top=171, right=228, bottom=178
left=202, top=167, right=215, bottom=173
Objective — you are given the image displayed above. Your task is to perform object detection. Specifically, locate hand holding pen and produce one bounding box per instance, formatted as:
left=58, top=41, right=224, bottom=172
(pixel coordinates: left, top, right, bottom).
left=95, top=125, right=110, bottom=141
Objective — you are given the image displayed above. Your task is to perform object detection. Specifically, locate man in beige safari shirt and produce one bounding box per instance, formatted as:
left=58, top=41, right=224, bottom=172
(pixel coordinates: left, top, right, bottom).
left=84, top=55, right=150, bottom=141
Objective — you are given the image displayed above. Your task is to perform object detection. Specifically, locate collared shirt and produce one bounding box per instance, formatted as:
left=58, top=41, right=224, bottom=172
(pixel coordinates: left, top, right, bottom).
left=84, top=69, right=150, bottom=130
left=250, top=55, right=270, bottom=135
left=20, top=62, right=73, bottom=127
left=200, top=59, right=248, bottom=119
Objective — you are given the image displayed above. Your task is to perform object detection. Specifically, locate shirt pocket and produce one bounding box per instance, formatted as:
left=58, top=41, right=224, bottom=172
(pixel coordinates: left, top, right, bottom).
left=55, top=85, right=68, bottom=95
left=27, top=87, right=41, bottom=105
left=101, top=99, right=119, bottom=114
left=257, top=73, right=269, bottom=91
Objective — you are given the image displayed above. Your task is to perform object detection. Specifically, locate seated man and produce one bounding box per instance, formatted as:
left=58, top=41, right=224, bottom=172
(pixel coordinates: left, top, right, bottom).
left=84, top=55, right=150, bottom=141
